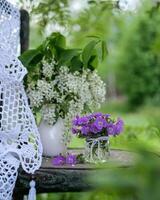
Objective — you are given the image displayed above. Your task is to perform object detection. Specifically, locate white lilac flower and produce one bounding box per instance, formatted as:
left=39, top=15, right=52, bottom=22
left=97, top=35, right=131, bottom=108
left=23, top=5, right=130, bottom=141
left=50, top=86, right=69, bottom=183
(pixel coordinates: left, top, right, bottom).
left=78, top=73, right=92, bottom=104
left=63, top=99, right=85, bottom=142
left=88, top=70, right=106, bottom=108
left=27, top=89, right=43, bottom=108
left=41, top=104, right=57, bottom=125
left=42, top=59, right=57, bottom=78
left=37, top=80, right=54, bottom=101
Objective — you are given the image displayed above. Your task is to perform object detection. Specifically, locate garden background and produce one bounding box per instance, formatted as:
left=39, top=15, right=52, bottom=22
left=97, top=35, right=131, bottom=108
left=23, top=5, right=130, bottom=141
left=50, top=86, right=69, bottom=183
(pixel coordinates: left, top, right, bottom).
left=14, top=0, right=160, bottom=199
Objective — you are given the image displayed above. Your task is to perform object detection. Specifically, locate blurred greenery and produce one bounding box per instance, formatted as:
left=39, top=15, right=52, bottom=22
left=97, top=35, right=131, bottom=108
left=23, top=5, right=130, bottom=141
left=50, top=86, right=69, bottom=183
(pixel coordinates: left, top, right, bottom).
left=112, top=5, right=160, bottom=107
left=89, top=147, right=160, bottom=200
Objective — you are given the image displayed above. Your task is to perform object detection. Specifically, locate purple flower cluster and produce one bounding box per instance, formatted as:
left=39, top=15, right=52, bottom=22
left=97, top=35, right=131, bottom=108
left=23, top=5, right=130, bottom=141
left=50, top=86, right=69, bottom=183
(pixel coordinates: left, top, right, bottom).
left=52, top=154, right=77, bottom=166
left=72, top=112, right=124, bottom=138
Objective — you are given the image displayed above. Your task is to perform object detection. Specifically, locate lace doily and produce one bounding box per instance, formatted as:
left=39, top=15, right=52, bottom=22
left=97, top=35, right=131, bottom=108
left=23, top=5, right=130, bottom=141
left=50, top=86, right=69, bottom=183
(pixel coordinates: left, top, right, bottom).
left=0, top=0, right=42, bottom=199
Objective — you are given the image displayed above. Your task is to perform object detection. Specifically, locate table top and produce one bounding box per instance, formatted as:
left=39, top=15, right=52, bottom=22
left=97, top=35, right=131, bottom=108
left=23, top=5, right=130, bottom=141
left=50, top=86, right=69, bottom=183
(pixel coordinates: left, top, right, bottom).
left=14, top=149, right=137, bottom=196
left=41, top=148, right=135, bottom=169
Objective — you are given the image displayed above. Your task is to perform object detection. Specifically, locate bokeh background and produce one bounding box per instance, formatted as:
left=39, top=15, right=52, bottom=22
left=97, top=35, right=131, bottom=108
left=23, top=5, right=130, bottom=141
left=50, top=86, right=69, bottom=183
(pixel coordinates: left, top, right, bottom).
left=11, top=0, right=160, bottom=199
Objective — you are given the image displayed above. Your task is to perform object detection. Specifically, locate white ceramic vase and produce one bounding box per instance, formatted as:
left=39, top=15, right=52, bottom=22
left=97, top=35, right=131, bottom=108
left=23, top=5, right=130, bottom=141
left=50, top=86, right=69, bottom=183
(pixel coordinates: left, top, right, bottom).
left=38, top=118, right=67, bottom=157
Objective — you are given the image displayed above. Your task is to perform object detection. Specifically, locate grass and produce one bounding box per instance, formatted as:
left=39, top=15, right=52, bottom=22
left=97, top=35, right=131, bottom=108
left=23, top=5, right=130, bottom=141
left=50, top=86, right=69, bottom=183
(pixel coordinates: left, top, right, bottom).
left=100, top=100, right=160, bottom=152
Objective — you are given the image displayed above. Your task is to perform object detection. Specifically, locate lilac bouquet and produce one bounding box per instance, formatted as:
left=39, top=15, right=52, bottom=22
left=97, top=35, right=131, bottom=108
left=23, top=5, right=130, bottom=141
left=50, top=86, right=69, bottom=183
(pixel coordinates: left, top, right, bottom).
left=72, top=112, right=124, bottom=138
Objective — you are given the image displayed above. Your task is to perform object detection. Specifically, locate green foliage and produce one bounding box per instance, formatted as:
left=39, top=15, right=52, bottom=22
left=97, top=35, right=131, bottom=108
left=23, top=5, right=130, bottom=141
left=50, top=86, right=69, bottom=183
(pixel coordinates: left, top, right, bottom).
left=23, top=0, right=118, bottom=32
left=68, top=1, right=115, bottom=48
left=111, top=6, right=160, bottom=107
left=19, top=32, right=107, bottom=74
left=20, top=0, right=69, bottom=26
left=82, top=40, right=106, bottom=70
left=20, top=49, right=43, bottom=70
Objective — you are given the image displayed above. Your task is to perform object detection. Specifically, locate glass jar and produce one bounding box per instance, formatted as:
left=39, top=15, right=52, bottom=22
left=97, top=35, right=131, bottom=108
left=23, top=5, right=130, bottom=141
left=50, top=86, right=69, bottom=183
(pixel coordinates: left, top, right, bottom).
left=85, top=136, right=110, bottom=163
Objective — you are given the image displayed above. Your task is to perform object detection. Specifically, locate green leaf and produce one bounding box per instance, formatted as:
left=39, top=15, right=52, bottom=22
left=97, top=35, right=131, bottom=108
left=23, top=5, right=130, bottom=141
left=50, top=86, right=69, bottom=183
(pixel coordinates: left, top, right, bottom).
left=54, top=33, right=66, bottom=48
left=88, top=54, right=99, bottom=70
left=19, top=49, right=42, bottom=68
left=29, top=54, right=43, bottom=66
left=70, top=56, right=83, bottom=72
left=46, top=32, right=66, bottom=49
left=58, top=49, right=80, bottom=66
left=41, top=33, right=66, bottom=58
left=82, top=40, right=99, bottom=68
left=53, top=46, right=64, bottom=60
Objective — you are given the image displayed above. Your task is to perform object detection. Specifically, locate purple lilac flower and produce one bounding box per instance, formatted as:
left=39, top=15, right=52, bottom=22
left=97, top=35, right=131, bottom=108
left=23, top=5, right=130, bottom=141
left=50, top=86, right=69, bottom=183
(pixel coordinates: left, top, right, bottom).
left=91, top=112, right=103, bottom=118
left=107, top=124, right=116, bottom=136
left=94, top=117, right=107, bottom=131
left=66, top=154, right=77, bottom=165
left=90, top=124, right=99, bottom=134
left=72, top=113, right=124, bottom=138
left=72, top=127, right=78, bottom=135
left=78, top=116, right=89, bottom=125
left=81, top=126, right=90, bottom=135
left=52, top=155, right=66, bottom=166
left=87, top=114, right=94, bottom=120
left=72, top=116, right=80, bottom=126
left=73, top=116, right=89, bottom=126
left=114, top=118, right=124, bottom=135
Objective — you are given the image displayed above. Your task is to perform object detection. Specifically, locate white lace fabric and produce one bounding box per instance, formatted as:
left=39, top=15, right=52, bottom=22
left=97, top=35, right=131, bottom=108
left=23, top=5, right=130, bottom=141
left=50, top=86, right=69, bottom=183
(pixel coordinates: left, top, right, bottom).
left=0, top=154, right=20, bottom=200
left=0, top=0, right=42, bottom=199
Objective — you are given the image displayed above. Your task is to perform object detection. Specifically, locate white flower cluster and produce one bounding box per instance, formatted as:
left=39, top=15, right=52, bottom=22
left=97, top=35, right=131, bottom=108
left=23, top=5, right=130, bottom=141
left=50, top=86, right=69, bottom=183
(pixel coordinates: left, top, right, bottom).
left=63, top=99, right=85, bottom=143
left=37, top=80, right=54, bottom=101
left=27, top=90, right=43, bottom=108
left=88, top=70, right=106, bottom=108
left=41, top=104, right=57, bottom=125
left=42, top=59, right=56, bottom=78
left=27, top=59, right=106, bottom=142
